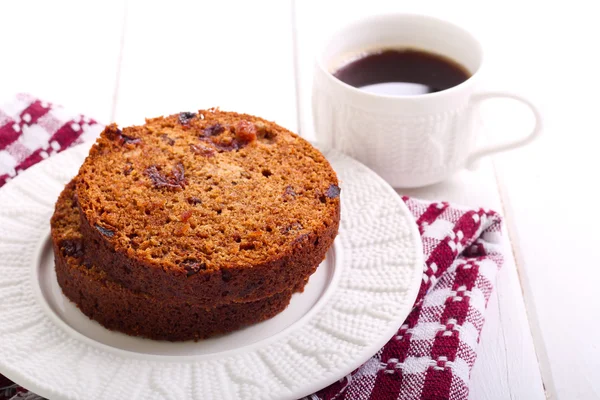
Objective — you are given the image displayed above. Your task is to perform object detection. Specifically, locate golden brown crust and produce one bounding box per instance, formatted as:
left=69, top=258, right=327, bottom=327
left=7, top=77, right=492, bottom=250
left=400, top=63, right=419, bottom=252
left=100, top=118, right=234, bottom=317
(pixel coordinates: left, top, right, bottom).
left=75, top=109, right=340, bottom=306
left=52, top=181, right=300, bottom=341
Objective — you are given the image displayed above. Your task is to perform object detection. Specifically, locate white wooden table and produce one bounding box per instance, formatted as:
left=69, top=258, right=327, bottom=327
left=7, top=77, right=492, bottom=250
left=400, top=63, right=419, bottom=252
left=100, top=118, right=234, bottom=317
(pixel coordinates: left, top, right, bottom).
left=2, top=1, right=598, bottom=399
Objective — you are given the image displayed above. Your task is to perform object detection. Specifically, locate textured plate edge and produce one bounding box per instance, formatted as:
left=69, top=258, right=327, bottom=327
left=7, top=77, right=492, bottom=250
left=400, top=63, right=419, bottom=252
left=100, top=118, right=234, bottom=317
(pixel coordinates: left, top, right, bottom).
left=0, top=367, right=62, bottom=400
left=288, top=150, right=424, bottom=400
left=0, top=145, right=89, bottom=400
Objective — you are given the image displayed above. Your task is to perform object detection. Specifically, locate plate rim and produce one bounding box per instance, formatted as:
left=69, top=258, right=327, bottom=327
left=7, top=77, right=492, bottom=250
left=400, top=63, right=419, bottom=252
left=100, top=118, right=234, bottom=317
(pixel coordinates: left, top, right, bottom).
left=0, top=142, right=423, bottom=400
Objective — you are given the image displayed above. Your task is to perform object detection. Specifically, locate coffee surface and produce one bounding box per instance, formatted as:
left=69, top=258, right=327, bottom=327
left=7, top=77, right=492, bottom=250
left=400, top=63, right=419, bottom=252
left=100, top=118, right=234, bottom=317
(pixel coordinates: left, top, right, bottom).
left=333, top=49, right=470, bottom=95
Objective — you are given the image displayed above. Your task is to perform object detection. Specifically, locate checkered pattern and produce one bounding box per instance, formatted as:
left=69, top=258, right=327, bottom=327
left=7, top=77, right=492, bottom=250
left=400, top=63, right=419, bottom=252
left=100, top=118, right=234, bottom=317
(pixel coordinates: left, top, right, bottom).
left=310, top=199, right=503, bottom=400
left=0, top=96, right=503, bottom=400
left=0, top=93, right=103, bottom=187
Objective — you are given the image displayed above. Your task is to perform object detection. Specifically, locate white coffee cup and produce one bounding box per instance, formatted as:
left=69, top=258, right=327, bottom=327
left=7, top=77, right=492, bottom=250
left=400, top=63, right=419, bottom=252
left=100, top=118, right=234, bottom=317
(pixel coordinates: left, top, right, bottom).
left=312, top=13, right=542, bottom=188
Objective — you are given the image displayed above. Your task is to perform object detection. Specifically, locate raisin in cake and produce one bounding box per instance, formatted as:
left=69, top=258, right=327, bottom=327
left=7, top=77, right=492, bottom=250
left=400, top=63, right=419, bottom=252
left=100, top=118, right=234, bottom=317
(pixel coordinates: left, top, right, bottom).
left=74, top=109, right=340, bottom=306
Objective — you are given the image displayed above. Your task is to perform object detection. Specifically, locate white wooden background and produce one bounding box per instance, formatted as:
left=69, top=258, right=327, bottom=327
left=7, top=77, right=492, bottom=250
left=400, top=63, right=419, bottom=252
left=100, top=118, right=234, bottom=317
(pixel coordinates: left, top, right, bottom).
left=2, top=1, right=599, bottom=399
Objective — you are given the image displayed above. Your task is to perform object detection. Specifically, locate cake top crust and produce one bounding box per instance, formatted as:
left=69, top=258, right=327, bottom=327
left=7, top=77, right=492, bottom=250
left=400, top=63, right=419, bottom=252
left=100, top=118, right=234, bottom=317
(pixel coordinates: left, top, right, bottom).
left=75, top=109, right=340, bottom=276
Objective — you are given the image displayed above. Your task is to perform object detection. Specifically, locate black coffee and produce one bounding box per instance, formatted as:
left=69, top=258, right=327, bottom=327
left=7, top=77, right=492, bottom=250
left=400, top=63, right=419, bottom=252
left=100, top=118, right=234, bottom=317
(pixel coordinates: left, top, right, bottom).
left=332, top=49, right=470, bottom=96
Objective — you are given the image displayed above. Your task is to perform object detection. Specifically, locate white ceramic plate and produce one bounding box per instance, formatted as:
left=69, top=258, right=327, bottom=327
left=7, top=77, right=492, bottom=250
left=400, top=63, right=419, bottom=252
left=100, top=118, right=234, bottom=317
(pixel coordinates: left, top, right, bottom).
left=0, top=143, right=422, bottom=400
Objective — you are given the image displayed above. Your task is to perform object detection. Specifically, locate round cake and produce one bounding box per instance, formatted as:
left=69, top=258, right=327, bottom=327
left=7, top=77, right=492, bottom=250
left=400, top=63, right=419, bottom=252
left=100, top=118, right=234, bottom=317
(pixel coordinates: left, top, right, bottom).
left=50, top=108, right=340, bottom=341
left=52, top=181, right=299, bottom=341
left=74, top=109, right=340, bottom=306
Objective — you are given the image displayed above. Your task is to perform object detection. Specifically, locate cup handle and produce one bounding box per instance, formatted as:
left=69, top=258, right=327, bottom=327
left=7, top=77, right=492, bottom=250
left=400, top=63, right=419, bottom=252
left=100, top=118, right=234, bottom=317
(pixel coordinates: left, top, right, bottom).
left=466, top=90, right=543, bottom=169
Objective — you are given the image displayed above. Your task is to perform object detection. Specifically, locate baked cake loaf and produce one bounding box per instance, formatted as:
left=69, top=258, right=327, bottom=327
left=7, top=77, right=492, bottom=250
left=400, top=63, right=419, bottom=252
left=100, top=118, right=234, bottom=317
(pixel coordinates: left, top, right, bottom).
left=75, top=109, right=340, bottom=306
left=52, top=180, right=300, bottom=341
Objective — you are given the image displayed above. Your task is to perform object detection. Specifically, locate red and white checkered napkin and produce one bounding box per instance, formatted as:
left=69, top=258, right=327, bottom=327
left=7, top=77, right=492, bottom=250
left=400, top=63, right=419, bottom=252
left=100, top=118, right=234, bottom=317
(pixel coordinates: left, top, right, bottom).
left=0, top=93, right=103, bottom=186
left=0, top=95, right=504, bottom=400
left=311, top=199, right=503, bottom=400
